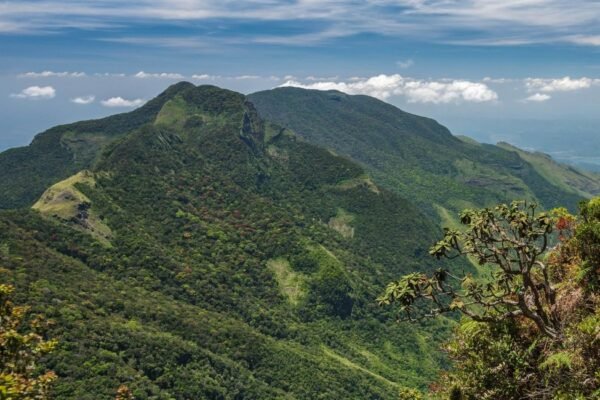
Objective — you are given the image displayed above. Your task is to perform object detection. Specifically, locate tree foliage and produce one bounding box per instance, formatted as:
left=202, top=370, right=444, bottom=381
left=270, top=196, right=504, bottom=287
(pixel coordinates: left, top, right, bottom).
left=0, top=284, right=57, bottom=399
left=379, top=201, right=560, bottom=338
left=381, top=198, right=600, bottom=399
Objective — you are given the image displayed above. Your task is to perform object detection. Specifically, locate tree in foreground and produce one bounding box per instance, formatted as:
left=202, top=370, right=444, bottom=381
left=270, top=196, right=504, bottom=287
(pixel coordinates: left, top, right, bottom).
left=379, top=200, right=600, bottom=399
left=0, top=284, right=57, bottom=399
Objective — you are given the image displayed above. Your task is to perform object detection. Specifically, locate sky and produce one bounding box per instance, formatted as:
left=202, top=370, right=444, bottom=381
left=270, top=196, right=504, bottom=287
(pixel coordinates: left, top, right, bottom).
left=2, top=0, right=600, bottom=167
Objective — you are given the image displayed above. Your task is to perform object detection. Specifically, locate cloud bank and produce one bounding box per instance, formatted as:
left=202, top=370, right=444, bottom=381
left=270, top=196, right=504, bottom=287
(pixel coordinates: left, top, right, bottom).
left=18, top=71, right=86, bottom=78
left=525, top=77, right=595, bottom=92
left=280, top=74, right=498, bottom=104
left=134, top=71, right=185, bottom=79
left=523, top=93, right=551, bottom=103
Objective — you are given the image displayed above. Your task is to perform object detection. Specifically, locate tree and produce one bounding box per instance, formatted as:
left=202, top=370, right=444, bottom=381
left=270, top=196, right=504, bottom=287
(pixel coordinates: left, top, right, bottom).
left=115, top=385, right=134, bottom=400
left=380, top=199, right=600, bottom=399
left=0, top=284, right=57, bottom=399
left=378, top=201, right=560, bottom=339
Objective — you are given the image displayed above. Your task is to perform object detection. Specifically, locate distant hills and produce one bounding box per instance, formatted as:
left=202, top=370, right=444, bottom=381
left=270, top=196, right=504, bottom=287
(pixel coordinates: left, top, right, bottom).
left=0, top=83, right=598, bottom=398
left=495, top=141, right=600, bottom=199
left=249, top=87, right=599, bottom=218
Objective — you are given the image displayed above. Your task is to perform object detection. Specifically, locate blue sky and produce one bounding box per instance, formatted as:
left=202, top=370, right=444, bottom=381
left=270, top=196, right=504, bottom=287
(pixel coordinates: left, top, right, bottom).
left=2, top=0, right=600, bottom=166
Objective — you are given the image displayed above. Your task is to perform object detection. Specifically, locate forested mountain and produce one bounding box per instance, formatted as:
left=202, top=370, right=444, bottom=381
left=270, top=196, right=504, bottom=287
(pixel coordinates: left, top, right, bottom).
left=249, top=88, right=589, bottom=219
left=1, top=84, right=460, bottom=399
left=0, top=83, right=595, bottom=399
left=0, top=82, right=195, bottom=209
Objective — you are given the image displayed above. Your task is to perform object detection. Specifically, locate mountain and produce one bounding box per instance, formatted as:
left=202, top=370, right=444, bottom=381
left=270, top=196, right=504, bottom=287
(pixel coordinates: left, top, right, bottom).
left=0, top=82, right=195, bottom=209
left=1, top=83, right=594, bottom=399
left=248, top=87, right=587, bottom=220
left=0, top=84, right=460, bottom=399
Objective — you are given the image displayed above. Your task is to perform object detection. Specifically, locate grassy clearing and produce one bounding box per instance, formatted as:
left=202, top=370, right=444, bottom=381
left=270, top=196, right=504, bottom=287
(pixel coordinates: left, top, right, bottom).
left=32, top=170, right=112, bottom=245
left=336, top=175, right=380, bottom=194
left=328, top=208, right=355, bottom=239
left=154, top=96, right=190, bottom=128
left=267, top=258, right=306, bottom=305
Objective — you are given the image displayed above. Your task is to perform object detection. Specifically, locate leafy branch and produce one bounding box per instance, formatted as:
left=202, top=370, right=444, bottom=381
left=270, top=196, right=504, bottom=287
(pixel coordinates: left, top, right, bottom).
left=378, top=201, right=562, bottom=340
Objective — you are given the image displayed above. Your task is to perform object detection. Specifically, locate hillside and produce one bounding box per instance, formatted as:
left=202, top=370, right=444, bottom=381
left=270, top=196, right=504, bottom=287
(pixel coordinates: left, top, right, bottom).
left=496, top=141, right=600, bottom=198
left=0, top=82, right=195, bottom=209
left=248, top=88, right=586, bottom=219
left=0, top=84, right=461, bottom=399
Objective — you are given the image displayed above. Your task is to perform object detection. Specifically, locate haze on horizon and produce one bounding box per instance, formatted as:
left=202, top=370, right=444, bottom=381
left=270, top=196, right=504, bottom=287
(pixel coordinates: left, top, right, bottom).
left=2, top=0, right=600, bottom=169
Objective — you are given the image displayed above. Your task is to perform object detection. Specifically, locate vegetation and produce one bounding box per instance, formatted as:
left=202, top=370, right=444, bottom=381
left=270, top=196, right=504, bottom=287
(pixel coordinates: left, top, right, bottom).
left=381, top=198, right=600, bottom=399
left=0, top=82, right=195, bottom=209
left=1, top=82, right=598, bottom=398
left=0, top=84, right=454, bottom=398
left=496, top=142, right=600, bottom=199
left=0, top=284, right=57, bottom=399
left=249, top=87, right=586, bottom=218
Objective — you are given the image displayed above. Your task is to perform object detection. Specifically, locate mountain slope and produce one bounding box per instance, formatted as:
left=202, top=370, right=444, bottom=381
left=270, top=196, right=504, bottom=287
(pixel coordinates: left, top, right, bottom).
left=496, top=141, right=600, bottom=198
left=0, top=82, right=195, bottom=209
left=1, top=84, right=458, bottom=399
left=249, top=87, right=585, bottom=217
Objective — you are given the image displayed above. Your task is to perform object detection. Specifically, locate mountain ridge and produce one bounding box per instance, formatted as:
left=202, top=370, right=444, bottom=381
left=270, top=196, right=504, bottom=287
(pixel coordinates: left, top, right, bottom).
left=1, top=84, right=456, bottom=398
left=0, top=82, right=195, bottom=209
left=2, top=82, right=594, bottom=214
left=249, top=87, right=588, bottom=217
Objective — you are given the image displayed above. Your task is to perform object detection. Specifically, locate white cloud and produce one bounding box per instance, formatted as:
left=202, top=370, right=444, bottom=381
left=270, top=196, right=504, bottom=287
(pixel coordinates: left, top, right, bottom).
left=233, top=75, right=260, bottom=80
left=18, top=71, right=86, bottom=78
left=523, top=93, right=551, bottom=103
left=71, top=95, right=95, bottom=105
left=191, top=74, right=216, bottom=80
left=134, top=71, right=184, bottom=79
left=101, top=97, right=145, bottom=107
left=396, top=59, right=414, bottom=69
left=11, top=86, right=56, bottom=99
left=566, top=35, right=600, bottom=46
left=94, top=72, right=126, bottom=77
left=2, top=0, right=600, bottom=47
left=280, top=74, right=498, bottom=104
left=525, top=77, right=594, bottom=92
left=482, top=77, right=514, bottom=84
left=406, top=80, right=498, bottom=103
